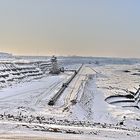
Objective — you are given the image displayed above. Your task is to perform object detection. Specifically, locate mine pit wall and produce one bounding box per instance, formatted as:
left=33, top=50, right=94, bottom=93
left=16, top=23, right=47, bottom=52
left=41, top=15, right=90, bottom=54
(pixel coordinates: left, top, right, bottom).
left=105, top=87, right=140, bottom=109
left=33, top=61, right=51, bottom=73
left=0, top=61, right=46, bottom=88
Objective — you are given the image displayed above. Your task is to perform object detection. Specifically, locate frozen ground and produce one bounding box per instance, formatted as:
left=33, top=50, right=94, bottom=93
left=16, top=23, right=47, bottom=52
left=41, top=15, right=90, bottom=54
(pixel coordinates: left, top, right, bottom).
left=0, top=56, right=139, bottom=139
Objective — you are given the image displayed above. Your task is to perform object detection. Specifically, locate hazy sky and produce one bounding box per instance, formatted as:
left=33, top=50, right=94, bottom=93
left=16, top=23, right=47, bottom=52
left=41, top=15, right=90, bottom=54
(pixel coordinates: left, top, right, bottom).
left=0, top=0, right=140, bottom=57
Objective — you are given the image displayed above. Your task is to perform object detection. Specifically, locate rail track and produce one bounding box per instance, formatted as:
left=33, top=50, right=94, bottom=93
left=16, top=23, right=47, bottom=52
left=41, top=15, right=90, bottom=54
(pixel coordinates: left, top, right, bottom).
left=48, top=64, right=83, bottom=106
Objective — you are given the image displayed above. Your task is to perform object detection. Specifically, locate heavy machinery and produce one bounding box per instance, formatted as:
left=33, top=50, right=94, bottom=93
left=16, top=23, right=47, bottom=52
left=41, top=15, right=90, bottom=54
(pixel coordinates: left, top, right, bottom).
left=49, top=56, right=60, bottom=74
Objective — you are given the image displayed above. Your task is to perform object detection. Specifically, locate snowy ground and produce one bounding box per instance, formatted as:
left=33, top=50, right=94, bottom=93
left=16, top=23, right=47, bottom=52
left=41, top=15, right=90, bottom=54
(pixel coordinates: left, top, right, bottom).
left=0, top=56, right=139, bottom=139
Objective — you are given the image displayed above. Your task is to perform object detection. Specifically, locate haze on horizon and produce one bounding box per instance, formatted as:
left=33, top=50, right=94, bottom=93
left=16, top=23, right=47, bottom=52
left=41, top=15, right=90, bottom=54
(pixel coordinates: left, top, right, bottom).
left=0, top=0, right=140, bottom=58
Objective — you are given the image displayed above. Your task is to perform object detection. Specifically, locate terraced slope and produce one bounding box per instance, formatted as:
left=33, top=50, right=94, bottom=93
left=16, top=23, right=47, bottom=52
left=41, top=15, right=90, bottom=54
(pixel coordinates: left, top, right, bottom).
left=0, top=61, right=48, bottom=88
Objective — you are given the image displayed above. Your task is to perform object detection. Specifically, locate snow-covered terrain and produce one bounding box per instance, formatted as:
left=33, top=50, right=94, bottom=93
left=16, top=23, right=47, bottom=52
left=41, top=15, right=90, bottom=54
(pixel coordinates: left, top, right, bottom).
left=0, top=55, right=140, bottom=139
